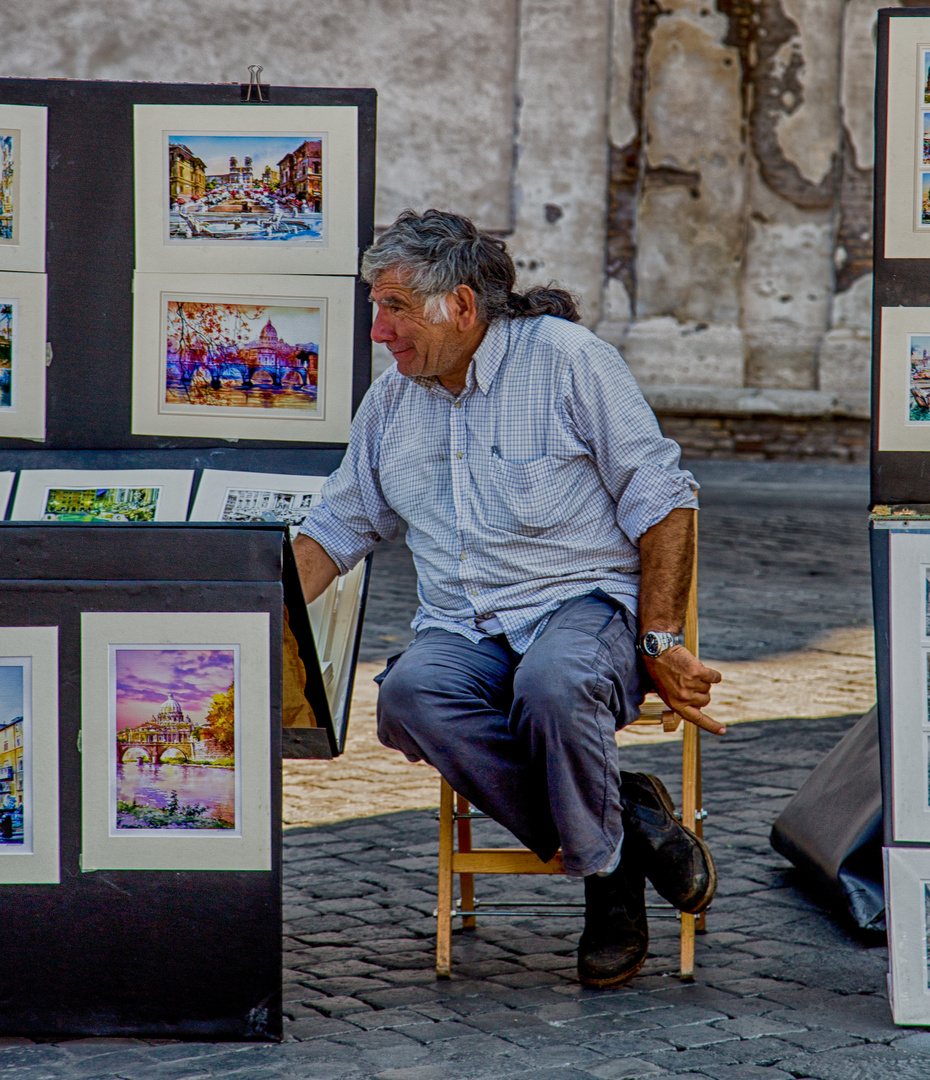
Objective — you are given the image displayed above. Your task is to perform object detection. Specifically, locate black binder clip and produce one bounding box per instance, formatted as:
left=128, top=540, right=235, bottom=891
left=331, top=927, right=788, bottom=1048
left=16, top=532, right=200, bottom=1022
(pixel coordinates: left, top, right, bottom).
left=241, top=66, right=270, bottom=102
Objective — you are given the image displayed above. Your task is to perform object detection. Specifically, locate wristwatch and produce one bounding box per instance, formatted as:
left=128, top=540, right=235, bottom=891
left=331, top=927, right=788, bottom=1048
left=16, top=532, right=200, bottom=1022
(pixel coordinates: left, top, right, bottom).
left=636, top=630, right=685, bottom=658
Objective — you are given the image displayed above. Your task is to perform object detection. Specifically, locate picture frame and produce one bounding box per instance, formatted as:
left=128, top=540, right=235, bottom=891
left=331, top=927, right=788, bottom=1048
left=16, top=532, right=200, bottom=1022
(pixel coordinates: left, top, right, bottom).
left=0, top=627, right=59, bottom=884
left=188, top=469, right=327, bottom=534
left=0, top=271, right=47, bottom=440
left=80, top=612, right=271, bottom=872
left=134, top=104, right=358, bottom=276
left=885, top=847, right=930, bottom=1024
left=131, top=273, right=355, bottom=443
left=10, top=469, right=194, bottom=521
left=887, top=528, right=930, bottom=841
left=0, top=104, right=47, bottom=273
left=884, top=17, right=930, bottom=258
left=877, top=307, right=930, bottom=452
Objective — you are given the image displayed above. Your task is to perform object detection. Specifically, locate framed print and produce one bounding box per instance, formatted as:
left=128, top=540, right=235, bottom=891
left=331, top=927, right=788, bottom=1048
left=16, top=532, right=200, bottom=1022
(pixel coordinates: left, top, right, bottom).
left=131, top=273, right=354, bottom=443
left=0, top=472, right=14, bottom=518
left=876, top=307, right=930, bottom=452
left=887, top=529, right=930, bottom=840
left=0, top=104, right=47, bottom=273
left=0, top=627, right=59, bottom=884
left=81, top=612, right=271, bottom=872
left=189, top=469, right=327, bottom=534
left=10, top=469, right=194, bottom=521
left=0, top=271, right=47, bottom=440
left=885, top=847, right=930, bottom=1024
left=884, top=19, right=930, bottom=257
left=134, top=104, right=358, bottom=275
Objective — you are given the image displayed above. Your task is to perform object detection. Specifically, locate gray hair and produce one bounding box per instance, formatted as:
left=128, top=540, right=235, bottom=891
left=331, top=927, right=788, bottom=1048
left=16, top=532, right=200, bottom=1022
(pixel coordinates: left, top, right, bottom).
left=361, top=209, right=580, bottom=324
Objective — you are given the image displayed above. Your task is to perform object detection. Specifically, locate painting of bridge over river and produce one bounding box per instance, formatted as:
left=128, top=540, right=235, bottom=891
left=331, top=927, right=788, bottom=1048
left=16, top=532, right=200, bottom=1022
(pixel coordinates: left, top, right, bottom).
left=162, top=299, right=321, bottom=416
left=113, top=647, right=239, bottom=833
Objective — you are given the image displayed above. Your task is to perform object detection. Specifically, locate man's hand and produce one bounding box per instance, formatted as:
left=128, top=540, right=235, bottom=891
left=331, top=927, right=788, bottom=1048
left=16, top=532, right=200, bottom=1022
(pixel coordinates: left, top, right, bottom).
left=644, top=646, right=725, bottom=735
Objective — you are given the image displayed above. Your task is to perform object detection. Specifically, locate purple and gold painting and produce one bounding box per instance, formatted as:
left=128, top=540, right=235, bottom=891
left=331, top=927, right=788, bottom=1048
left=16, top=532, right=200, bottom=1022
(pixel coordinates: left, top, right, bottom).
left=163, top=299, right=321, bottom=416
left=113, top=648, right=239, bottom=833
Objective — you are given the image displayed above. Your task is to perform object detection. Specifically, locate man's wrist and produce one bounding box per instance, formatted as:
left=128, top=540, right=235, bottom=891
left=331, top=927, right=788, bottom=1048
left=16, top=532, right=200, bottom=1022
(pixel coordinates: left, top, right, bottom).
left=636, top=630, right=685, bottom=658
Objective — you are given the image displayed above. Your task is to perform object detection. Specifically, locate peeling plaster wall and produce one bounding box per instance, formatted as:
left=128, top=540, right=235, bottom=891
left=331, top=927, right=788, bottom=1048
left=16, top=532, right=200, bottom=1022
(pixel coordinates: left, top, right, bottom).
left=2, top=0, right=518, bottom=231
left=4, top=0, right=890, bottom=421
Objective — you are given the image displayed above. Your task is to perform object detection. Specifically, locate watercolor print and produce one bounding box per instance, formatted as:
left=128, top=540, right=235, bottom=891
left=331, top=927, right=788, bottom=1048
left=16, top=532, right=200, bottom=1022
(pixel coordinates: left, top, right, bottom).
left=0, top=132, right=15, bottom=245
left=0, top=298, right=12, bottom=409
left=220, top=486, right=321, bottom=526
left=168, top=133, right=324, bottom=245
left=909, top=334, right=930, bottom=420
left=112, top=647, right=239, bottom=833
left=0, top=659, right=28, bottom=848
left=924, top=47, right=930, bottom=107
left=41, top=487, right=160, bottom=522
left=162, top=298, right=322, bottom=417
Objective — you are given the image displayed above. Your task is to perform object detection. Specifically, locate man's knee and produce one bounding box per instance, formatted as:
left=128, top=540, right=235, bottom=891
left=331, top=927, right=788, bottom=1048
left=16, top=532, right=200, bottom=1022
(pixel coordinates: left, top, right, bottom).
left=376, top=657, right=433, bottom=752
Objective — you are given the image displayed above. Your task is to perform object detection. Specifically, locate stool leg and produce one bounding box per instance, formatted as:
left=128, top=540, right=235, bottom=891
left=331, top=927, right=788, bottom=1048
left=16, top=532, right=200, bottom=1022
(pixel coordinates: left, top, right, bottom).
left=694, top=733, right=706, bottom=934
left=456, top=792, right=476, bottom=930
left=680, top=722, right=700, bottom=981
left=436, top=779, right=454, bottom=978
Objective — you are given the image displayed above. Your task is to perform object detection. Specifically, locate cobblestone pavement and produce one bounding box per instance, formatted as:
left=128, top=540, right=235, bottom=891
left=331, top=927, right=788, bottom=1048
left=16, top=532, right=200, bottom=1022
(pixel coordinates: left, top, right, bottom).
left=0, top=461, right=895, bottom=1077
left=2, top=713, right=920, bottom=1078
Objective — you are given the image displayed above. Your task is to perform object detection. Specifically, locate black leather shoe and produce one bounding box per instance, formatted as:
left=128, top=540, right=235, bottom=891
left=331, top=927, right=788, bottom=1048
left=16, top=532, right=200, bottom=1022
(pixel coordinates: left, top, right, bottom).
left=577, top=856, right=648, bottom=989
left=620, top=771, right=717, bottom=914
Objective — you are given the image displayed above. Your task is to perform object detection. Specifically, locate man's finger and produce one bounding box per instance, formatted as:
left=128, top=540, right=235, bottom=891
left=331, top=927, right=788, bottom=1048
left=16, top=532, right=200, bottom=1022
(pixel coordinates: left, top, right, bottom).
left=679, top=705, right=726, bottom=736
left=700, top=665, right=723, bottom=685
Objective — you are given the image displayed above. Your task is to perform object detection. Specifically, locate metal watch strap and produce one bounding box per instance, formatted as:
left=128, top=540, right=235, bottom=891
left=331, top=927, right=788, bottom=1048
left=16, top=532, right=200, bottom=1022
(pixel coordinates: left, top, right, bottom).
left=636, top=630, right=685, bottom=657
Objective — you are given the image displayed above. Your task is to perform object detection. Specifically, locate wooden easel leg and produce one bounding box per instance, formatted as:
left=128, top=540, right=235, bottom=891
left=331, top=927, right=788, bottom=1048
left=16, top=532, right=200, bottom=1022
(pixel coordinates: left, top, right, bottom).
left=680, top=722, right=700, bottom=981
left=456, top=792, right=476, bottom=930
left=436, top=779, right=454, bottom=978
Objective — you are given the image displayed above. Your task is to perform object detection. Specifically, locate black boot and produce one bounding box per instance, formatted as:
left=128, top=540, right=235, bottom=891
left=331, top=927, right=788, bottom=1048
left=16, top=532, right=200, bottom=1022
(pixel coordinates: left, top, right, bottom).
left=620, top=771, right=717, bottom=914
left=577, top=854, right=648, bottom=989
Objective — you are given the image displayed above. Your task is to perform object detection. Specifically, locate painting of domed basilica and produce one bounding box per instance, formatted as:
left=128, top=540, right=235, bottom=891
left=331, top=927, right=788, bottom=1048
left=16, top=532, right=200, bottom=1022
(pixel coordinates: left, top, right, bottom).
left=162, top=299, right=322, bottom=417
left=113, top=648, right=239, bottom=833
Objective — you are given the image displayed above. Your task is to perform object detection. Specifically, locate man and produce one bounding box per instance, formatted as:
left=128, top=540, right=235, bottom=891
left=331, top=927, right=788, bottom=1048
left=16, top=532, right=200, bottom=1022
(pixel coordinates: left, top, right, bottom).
left=293, top=209, right=724, bottom=989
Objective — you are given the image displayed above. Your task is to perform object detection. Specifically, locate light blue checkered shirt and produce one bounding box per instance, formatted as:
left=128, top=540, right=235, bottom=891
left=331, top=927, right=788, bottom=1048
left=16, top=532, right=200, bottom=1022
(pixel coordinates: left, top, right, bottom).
left=298, top=315, right=698, bottom=653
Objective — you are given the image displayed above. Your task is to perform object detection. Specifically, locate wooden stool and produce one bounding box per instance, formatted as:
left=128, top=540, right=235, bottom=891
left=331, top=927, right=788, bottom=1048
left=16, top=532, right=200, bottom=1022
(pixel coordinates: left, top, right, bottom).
left=435, top=551, right=706, bottom=980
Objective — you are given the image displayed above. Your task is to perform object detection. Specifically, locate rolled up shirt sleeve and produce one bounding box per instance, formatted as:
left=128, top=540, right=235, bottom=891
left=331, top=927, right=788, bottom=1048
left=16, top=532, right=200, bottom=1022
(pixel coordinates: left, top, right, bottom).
left=564, top=337, right=699, bottom=546
left=297, top=384, right=402, bottom=574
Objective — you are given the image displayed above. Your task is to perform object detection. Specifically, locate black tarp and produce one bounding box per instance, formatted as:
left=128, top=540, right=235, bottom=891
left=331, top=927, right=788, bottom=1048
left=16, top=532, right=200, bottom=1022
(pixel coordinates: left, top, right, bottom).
left=770, top=706, right=885, bottom=932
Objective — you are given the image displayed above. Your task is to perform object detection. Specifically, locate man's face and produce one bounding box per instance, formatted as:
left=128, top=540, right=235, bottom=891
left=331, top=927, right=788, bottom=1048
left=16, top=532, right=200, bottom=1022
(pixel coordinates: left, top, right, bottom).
left=370, top=268, right=475, bottom=385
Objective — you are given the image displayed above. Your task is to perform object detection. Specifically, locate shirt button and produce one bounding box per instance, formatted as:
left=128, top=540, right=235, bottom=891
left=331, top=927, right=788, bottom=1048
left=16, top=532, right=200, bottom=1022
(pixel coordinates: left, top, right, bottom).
left=460, top=552, right=468, bottom=561
left=455, top=450, right=464, bottom=459
left=454, top=401, right=463, bottom=409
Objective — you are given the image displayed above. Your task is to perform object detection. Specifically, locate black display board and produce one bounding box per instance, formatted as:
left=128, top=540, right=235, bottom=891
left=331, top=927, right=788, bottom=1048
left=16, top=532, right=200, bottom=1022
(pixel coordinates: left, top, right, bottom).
left=0, top=75, right=377, bottom=756
left=0, top=522, right=288, bottom=1039
left=873, top=10, right=930, bottom=505
left=0, top=76, right=375, bottom=457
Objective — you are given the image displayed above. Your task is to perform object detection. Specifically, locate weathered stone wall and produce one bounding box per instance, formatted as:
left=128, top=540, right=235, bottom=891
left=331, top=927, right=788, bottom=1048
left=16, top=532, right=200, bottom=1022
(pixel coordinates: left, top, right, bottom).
left=5, top=0, right=889, bottom=454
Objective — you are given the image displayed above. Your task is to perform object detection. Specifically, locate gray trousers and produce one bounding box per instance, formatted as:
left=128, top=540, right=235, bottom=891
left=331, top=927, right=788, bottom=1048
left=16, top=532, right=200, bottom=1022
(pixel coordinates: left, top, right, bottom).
left=376, top=590, right=648, bottom=877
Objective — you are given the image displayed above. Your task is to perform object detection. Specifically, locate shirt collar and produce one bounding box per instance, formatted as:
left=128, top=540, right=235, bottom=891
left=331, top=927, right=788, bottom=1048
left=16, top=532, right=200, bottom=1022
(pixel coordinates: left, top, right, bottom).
left=471, top=318, right=509, bottom=394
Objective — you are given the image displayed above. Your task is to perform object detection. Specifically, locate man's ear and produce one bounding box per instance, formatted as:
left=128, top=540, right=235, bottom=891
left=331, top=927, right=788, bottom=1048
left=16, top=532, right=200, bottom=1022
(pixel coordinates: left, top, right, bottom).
left=449, top=285, right=479, bottom=329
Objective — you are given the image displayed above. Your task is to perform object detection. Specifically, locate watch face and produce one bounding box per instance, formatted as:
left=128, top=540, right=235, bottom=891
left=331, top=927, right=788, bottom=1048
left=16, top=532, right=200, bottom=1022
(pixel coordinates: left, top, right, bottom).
left=642, top=632, right=662, bottom=657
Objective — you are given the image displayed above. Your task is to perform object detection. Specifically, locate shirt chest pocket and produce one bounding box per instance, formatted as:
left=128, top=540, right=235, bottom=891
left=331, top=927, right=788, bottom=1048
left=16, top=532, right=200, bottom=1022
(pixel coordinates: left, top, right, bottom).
left=486, top=452, right=568, bottom=532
